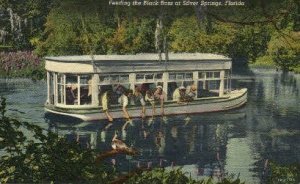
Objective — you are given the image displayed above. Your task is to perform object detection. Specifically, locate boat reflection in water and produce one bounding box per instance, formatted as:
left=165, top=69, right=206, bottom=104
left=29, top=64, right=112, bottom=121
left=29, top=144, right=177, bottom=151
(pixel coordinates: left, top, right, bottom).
left=46, top=110, right=246, bottom=180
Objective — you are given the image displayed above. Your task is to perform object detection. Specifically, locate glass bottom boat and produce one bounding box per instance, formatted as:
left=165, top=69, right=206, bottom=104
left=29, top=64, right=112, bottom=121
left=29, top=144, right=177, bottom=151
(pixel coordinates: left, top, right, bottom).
left=44, top=53, right=247, bottom=121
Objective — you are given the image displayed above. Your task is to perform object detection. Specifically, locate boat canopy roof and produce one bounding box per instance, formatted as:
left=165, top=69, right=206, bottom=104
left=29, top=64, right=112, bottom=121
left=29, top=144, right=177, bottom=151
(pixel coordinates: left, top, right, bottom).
left=45, top=53, right=230, bottom=62
left=45, top=53, right=232, bottom=73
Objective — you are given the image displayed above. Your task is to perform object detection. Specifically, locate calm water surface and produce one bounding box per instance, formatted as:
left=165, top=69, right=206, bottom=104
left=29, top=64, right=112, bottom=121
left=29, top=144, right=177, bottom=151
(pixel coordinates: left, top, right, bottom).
left=0, top=68, right=299, bottom=183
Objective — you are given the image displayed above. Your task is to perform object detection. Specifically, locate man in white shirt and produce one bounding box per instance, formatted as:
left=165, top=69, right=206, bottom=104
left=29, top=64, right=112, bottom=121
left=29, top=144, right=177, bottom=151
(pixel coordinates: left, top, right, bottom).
left=172, top=86, right=186, bottom=104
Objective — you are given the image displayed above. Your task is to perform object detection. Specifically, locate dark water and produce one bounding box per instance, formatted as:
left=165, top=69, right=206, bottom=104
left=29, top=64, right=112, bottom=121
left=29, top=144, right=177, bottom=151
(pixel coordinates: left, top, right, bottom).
left=0, top=68, right=299, bottom=183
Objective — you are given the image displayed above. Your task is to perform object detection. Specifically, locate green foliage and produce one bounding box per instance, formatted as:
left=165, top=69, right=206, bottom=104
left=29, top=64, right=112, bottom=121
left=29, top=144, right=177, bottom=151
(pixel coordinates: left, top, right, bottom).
left=125, top=168, right=245, bottom=184
left=0, top=97, right=113, bottom=183
left=107, top=18, right=156, bottom=54
left=168, top=16, right=236, bottom=55
left=267, top=161, right=300, bottom=184
left=3, top=0, right=296, bottom=72
left=228, top=25, right=271, bottom=61
left=267, top=29, right=300, bottom=71
left=0, top=0, right=53, bottom=50
left=249, top=55, right=276, bottom=68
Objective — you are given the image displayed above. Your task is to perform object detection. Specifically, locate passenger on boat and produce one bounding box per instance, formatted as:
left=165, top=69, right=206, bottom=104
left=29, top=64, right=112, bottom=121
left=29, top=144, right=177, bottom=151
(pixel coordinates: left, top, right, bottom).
left=66, top=83, right=76, bottom=105
left=134, top=87, right=146, bottom=118
left=172, top=86, right=187, bottom=104
left=119, top=89, right=132, bottom=120
left=185, top=84, right=197, bottom=102
left=145, top=90, right=155, bottom=117
left=154, top=86, right=165, bottom=115
left=113, top=84, right=125, bottom=97
left=101, top=91, right=113, bottom=122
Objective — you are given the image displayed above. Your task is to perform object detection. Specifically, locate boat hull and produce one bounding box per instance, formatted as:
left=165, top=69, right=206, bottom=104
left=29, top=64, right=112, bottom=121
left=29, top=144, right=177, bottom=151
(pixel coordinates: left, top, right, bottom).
left=45, top=88, right=247, bottom=121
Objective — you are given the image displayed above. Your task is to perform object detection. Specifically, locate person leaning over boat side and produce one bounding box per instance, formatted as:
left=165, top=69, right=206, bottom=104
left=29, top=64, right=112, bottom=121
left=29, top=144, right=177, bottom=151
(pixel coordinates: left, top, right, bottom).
left=101, top=90, right=113, bottom=122
left=154, top=86, right=165, bottom=116
left=145, top=90, right=156, bottom=117
left=134, top=87, right=146, bottom=118
left=118, top=89, right=132, bottom=120
left=172, top=86, right=187, bottom=104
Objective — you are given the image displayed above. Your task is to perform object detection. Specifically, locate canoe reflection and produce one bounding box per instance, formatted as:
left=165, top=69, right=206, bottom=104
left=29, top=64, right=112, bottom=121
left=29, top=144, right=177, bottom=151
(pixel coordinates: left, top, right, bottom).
left=46, top=111, right=246, bottom=180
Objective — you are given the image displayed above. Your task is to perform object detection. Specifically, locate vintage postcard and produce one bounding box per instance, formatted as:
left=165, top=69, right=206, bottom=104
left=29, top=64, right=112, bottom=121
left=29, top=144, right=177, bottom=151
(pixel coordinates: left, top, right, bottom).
left=0, top=0, right=299, bottom=183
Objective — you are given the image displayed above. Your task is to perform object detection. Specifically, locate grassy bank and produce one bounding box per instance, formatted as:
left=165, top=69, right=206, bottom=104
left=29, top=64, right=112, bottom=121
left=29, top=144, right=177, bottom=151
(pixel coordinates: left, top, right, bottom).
left=249, top=55, right=276, bottom=68
left=249, top=55, right=300, bottom=74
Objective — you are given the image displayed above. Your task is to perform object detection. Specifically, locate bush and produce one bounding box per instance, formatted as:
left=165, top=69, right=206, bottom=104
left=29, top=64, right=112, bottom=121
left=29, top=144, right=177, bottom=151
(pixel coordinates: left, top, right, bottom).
left=267, top=30, right=300, bottom=72
left=0, top=97, right=113, bottom=183
left=267, top=161, right=300, bottom=184
left=0, top=51, right=45, bottom=79
left=125, top=168, right=245, bottom=184
left=249, top=55, right=276, bottom=68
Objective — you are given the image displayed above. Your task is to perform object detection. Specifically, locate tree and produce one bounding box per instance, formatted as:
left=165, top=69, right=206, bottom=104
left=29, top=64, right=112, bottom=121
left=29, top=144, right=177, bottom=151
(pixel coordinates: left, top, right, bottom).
left=267, top=29, right=300, bottom=71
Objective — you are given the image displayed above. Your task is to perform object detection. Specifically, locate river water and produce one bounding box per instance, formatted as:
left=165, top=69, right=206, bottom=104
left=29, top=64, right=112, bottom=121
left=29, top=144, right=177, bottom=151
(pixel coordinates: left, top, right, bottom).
left=0, top=68, right=299, bottom=183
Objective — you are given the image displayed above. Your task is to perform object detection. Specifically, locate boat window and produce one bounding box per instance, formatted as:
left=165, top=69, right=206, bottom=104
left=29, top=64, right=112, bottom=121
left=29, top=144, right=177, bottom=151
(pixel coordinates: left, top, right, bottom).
left=99, top=74, right=129, bottom=84
left=176, top=73, right=184, bottom=80
left=169, top=72, right=193, bottom=81
left=136, top=74, right=144, bottom=81
left=57, top=74, right=65, bottom=104
left=183, top=81, right=194, bottom=87
left=214, top=72, right=220, bottom=78
left=119, top=75, right=129, bottom=82
left=185, top=73, right=193, bottom=80
left=98, top=84, right=131, bottom=106
left=111, top=75, right=119, bottom=83
left=134, top=83, right=156, bottom=105
left=224, top=79, right=229, bottom=93
left=167, top=81, right=195, bottom=101
left=167, top=73, right=194, bottom=101
left=169, top=74, right=176, bottom=80
left=206, top=71, right=220, bottom=79
left=225, top=70, right=230, bottom=78
left=206, top=72, right=214, bottom=78
left=66, top=75, right=77, bottom=84
left=167, top=82, right=181, bottom=100
left=80, top=75, right=90, bottom=84
left=66, top=75, right=78, bottom=105
left=99, top=75, right=110, bottom=82
left=155, top=73, right=163, bottom=79
left=197, top=80, right=220, bottom=98
left=208, top=80, right=220, bottom=90
left=145, top=74, right=154, bottom=80
left=135, top=73, right=163, bottom=82
left=48, top=72, right=54, bottom=104
left=198, top=72, right=205, bottom=79
left=79, top=75, right=92, bottom=105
